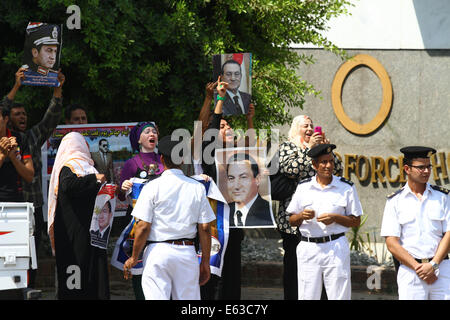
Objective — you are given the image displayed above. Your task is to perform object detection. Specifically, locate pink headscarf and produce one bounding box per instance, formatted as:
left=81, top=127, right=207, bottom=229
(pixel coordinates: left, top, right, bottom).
left=47, top=132, right=98, bottom=254
left=288, top=115, right=312, bottom=149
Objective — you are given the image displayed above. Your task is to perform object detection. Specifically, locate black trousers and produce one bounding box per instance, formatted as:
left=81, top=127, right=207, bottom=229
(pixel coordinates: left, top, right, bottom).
left=201, top=228, right=244, bottom=300
left=280, top=231, right=300, bottom=300
left=29, top=206, right=45, bottom=288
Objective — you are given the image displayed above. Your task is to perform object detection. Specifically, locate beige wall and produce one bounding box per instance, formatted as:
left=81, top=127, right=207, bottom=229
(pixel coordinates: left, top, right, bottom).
left=275, top=49, right=450, bottom=234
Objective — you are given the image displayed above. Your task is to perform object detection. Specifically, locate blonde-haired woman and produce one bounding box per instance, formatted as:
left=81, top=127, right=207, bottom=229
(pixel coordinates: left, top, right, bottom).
left=285, top=115, right=329, bottom=176
left=276, top=115, right=341, bottom=300
left=48, top=132, right=109, bottom=299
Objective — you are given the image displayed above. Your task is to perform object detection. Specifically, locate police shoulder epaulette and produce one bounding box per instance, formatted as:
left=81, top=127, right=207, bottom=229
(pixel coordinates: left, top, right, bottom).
left=431, top=185, right=449, bottom=195
left=340, top=177, right=354, bottom=186
left=387, top=187, right=404, bottom=199
left=298, top=177, right=312, bottom=185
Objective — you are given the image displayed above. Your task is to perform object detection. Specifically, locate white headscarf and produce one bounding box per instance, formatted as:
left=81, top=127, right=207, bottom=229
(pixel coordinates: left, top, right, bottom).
left=47, top=132, right=98, bottom=254
left=288, top=115, right=312, bottom=149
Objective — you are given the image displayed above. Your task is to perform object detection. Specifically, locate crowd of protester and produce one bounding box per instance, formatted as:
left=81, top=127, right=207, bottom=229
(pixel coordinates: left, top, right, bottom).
left=1, top=63, right=449, bottom=301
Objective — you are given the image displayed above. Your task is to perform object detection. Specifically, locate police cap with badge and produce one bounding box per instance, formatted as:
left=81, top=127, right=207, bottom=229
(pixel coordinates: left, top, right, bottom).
left=400, top=146, right=449, bottom=195
left=26, top=23, right=60, bottom=48
left=307, top=143, right=336, bottom=159
left=400, top=146, right=436, bottom=160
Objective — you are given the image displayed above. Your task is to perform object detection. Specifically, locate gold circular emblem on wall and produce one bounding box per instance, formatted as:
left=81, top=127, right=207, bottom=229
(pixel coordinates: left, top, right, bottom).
left=331, top=54, right=393, bottom=135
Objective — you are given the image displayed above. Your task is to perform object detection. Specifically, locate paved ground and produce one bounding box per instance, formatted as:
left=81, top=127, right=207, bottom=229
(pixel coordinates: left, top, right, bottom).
left=37, top=281, right=397, bottom=300
left=243, top=287, right=397, bottom=300
left=20, top=236, right=399, bottom=301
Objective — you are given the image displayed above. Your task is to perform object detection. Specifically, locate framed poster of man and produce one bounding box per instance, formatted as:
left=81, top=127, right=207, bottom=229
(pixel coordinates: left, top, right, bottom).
left=215, top=147, right=275, bottom=228
left=90, top=185, right=116, bottom=250
left=212, top=53, right=252, bottom=116
left=21, top=22, right=62, bottom=87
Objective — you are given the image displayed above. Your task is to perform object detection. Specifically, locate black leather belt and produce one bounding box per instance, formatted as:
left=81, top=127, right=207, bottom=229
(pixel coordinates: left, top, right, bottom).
left=300, top=232, right=345, bottom=244
left=414, top=255, right=449, bottom=264
left=147, top=239, right=195, bottom=246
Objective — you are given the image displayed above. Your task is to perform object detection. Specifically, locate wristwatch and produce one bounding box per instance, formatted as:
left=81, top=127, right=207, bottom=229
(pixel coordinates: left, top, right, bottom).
left=430, top=261, right=439, bottom=271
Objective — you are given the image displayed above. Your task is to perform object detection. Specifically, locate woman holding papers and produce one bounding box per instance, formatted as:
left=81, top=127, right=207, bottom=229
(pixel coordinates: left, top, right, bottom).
left=47, top=132, right=109, bottom=299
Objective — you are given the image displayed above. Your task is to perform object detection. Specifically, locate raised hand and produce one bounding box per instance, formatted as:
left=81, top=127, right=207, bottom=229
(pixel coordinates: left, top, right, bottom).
left=15, top=67, right=27, bottom=87
left=216, top=76, right=228, bottom=98
left=205, top=81, right=217, bottom=99
left=121, top=179, right=133, bottom=192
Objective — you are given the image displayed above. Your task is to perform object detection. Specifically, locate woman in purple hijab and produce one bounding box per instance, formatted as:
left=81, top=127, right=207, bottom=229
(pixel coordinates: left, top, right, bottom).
left=118, top=121, right=163, bottom=299
left=119, top=122, right=164, bottom=194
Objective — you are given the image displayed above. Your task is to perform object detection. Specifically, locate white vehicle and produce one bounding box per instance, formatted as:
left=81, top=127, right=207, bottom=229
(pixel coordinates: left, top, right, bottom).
left=0, top=202, right=37, bottom=294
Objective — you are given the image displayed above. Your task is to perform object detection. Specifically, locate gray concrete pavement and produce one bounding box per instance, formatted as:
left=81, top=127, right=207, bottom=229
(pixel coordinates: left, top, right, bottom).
left=38, top=281, right=397, bottom=300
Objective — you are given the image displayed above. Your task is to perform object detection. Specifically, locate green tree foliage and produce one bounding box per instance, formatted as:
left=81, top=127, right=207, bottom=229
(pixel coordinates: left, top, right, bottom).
left=0, top=0, right=350, bottom=135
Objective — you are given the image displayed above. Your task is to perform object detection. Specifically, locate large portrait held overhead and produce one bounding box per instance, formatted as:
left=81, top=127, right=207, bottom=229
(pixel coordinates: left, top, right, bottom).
left=21, top=22, right=62, bottom=87
left=215, top=147, right=275, bottom=228
left=212, top=53, right=252, bottom=116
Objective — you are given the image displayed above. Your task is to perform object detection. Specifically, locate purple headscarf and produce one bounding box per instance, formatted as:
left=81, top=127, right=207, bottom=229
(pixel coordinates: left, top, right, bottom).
left=129, top=121, right=158, bottom=152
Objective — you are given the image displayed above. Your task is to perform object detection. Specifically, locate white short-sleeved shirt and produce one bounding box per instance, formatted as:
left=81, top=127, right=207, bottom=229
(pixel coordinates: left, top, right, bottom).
left=380, top=183, right=450, bottom=259
left=286, top=175, right=363, bottom=237
left=132, top=169, right=216, bottom=242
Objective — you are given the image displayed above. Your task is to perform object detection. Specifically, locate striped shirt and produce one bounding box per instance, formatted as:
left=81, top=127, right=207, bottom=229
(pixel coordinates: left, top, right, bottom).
left=2, top=95, right=63, bottom=207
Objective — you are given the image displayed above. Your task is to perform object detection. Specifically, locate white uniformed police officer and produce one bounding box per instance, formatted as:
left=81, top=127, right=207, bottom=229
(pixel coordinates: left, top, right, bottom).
left=287, top=144, right=363, bottom=300
left=381, top=146, right=450, bottom=300
left=122, top=135, right=216, bottom=300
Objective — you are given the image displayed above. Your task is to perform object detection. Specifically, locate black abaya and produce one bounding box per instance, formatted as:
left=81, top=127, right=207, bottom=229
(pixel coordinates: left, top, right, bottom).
left=54, top=166, right=110, bottom=300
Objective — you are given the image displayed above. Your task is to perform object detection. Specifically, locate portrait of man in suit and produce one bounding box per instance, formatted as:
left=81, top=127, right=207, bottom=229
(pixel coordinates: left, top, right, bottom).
left=91, top=138, right=114, bottom=183
left=90, top=200, right=113, bottom=248
left=226, top=152, right=273, bottom=227
left=213, top=55, right=252, bottom=116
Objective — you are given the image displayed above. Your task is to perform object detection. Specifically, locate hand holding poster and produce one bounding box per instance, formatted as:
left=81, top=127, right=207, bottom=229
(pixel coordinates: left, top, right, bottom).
left=21, top=22, right=62, bottom=87
left=192, top=176, right=229, bottom=276
left=111, top=177, right=149, bottom=275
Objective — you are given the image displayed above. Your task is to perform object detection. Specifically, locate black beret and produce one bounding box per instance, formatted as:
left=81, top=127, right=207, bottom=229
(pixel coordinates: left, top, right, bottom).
left=157, top=135, right=184, bottom=159
left=307, top=144, right=336, bottom=159
left=400, top=146, right=436, bottom=160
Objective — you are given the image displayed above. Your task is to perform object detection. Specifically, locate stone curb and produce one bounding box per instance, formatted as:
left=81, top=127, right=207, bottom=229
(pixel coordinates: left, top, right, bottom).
left=242, top=262, right=397, bottom=293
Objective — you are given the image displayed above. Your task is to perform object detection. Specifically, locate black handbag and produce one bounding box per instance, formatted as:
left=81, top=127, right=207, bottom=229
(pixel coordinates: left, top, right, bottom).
left=269, top=152, right=298, bottom=201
